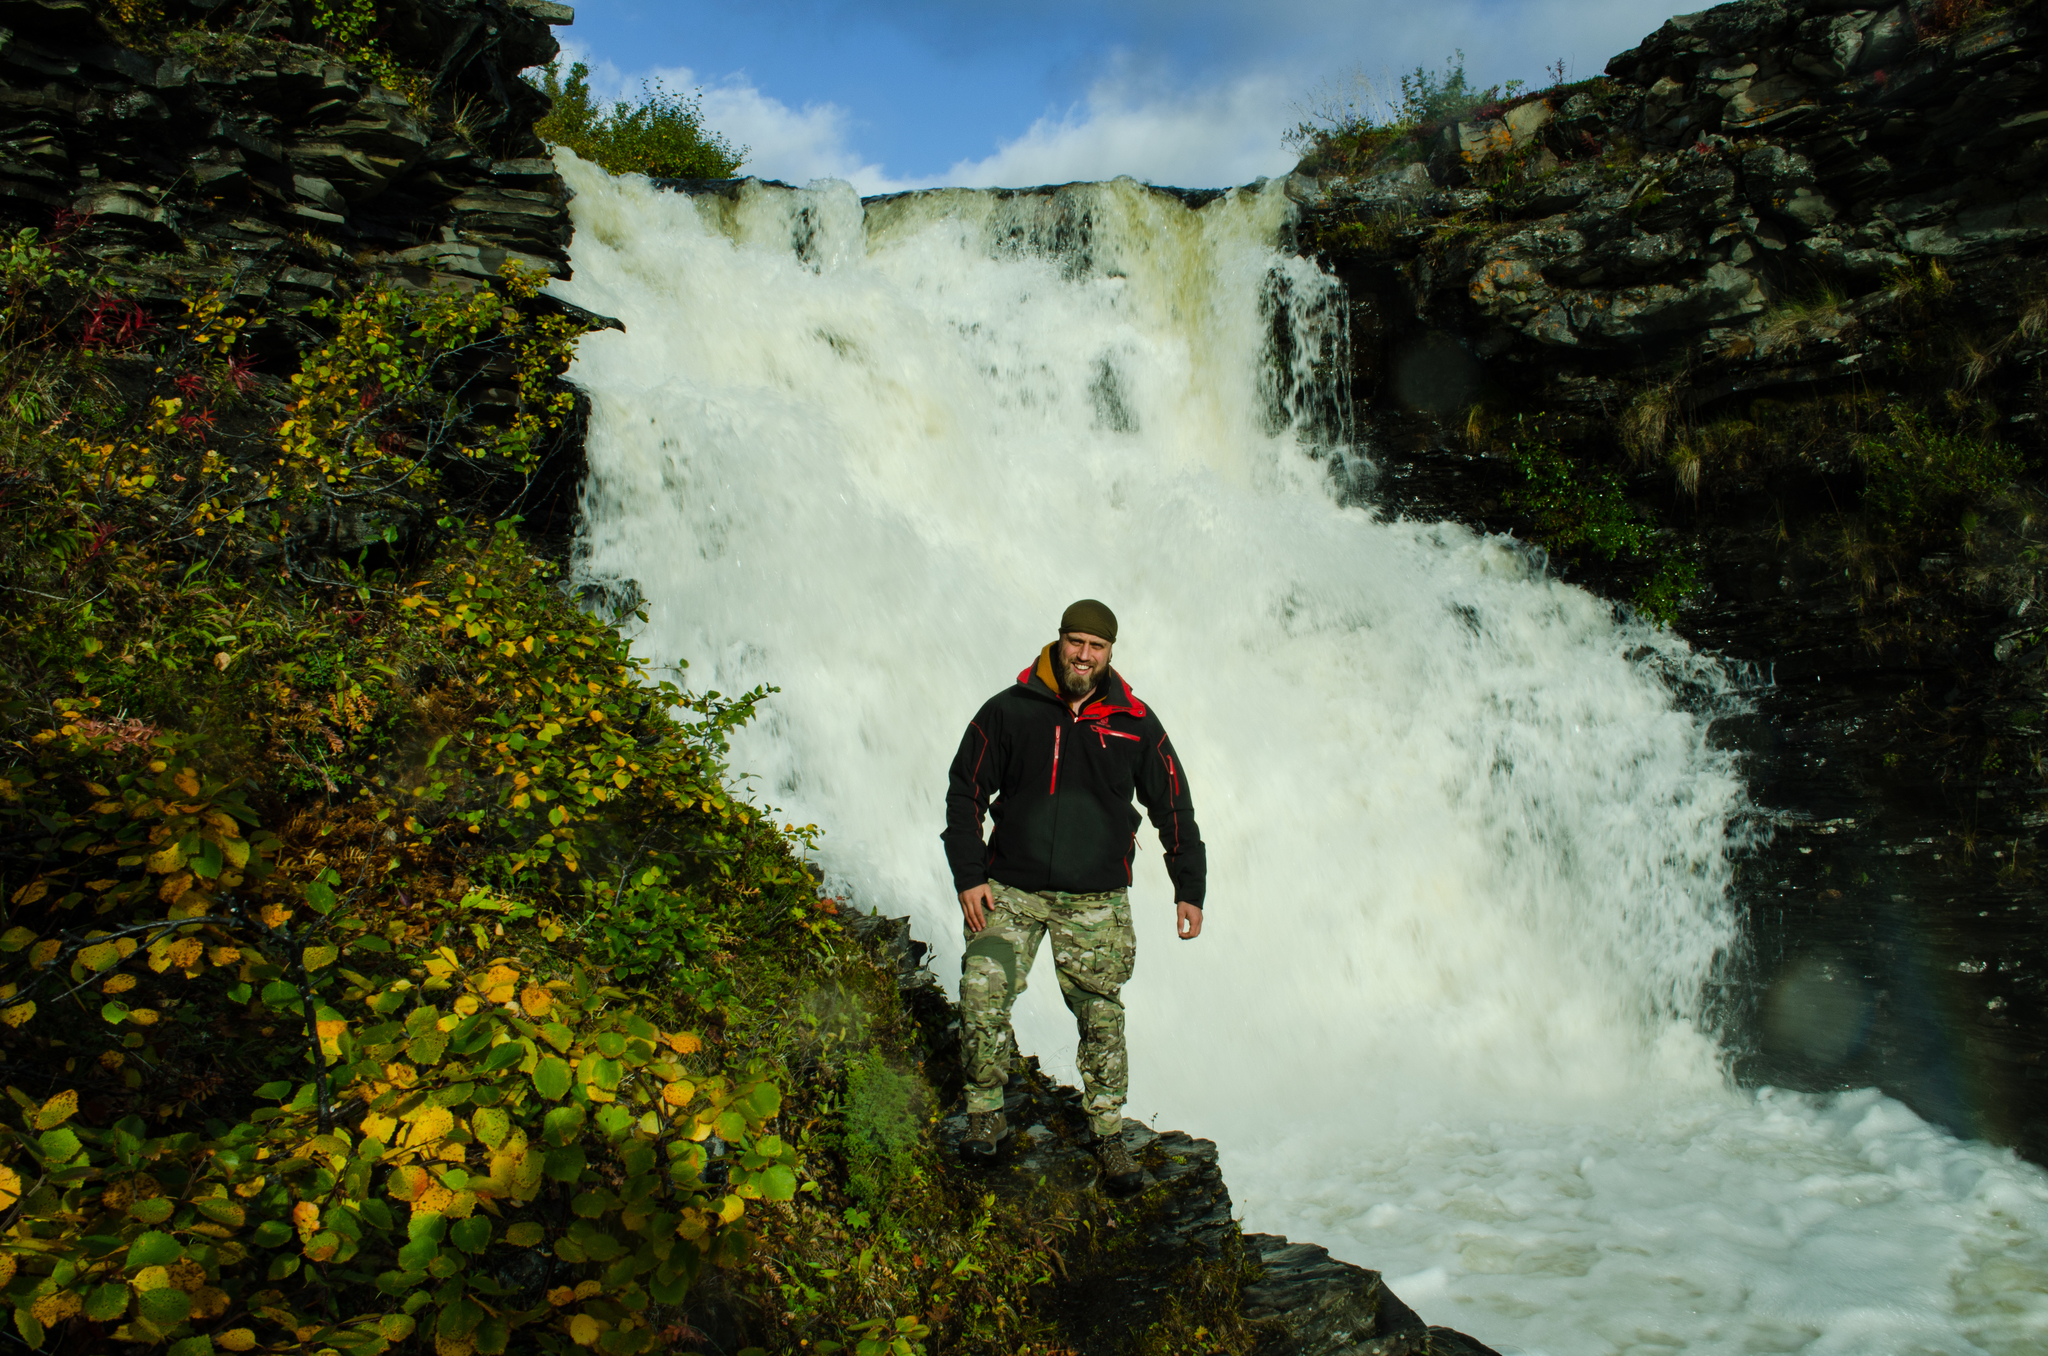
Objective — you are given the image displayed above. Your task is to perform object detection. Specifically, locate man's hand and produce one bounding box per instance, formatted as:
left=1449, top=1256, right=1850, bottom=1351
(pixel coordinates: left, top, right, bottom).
left=959, top=883, right=993, bottom=933
left=1176, top=902, right=1203, bottom=939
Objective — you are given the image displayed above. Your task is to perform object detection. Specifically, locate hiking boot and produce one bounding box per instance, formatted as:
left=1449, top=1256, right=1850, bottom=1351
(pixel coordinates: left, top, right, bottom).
left=1095, top=1129, right=1143, bottom=1194
left=960, top=1110, right=1007, bottom=1162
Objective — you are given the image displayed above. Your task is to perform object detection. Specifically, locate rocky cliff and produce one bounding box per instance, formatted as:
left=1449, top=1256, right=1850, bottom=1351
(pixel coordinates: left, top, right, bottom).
left=0, top=0, right=595, bottom=545
left=1296, top=0, right=2048, bottom=1158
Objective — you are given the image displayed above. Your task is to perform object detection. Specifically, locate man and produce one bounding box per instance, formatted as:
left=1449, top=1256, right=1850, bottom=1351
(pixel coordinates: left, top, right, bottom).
left=942, top=599, right=1206, bottom=1192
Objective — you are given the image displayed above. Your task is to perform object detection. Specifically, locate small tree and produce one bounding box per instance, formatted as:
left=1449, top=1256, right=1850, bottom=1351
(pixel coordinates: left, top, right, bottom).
left=533, top=61, right=748, bottom=179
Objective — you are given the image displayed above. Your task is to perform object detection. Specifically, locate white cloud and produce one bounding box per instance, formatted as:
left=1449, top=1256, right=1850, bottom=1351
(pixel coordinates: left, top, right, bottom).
left=938, top=71, right=1300, bottom=189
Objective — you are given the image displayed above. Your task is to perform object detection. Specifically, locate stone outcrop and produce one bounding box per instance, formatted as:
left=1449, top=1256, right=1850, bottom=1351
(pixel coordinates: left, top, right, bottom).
left=849, top=913, right=1503, bottom=1356
left=1297, top=0, right=2048, bottom=1160
left=0, top=0, right=581, bottom=327
left=0, top=0, right=604, bottom=545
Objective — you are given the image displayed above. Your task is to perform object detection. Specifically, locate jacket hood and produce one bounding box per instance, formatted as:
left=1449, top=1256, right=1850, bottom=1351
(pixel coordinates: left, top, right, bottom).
left=1018, top=644, right=1148, bottom=721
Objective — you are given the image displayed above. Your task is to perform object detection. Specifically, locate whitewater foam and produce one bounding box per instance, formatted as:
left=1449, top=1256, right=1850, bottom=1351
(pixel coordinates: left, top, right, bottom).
left=551, top=154, right=2048, bottom=1355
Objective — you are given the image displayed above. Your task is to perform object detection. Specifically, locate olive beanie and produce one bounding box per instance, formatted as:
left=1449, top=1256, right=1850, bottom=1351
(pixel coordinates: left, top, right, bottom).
left=1059, top=599, right=1118, bottom=643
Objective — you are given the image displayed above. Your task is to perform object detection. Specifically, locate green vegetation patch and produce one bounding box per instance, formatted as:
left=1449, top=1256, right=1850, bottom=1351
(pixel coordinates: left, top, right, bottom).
left=1507, top=438, right=1701, bottom=625
left=534, top=62, right=748, bottom=180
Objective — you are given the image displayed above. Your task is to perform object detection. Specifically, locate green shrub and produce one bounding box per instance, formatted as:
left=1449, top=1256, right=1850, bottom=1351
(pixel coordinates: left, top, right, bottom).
left=1507, top=439, right=1699, bottom=625
left=1858, top=409, right=2023, bottom=540
left=843, top=1052, right=925, bottom=1213
left=533, top=62, right=746, bottom=180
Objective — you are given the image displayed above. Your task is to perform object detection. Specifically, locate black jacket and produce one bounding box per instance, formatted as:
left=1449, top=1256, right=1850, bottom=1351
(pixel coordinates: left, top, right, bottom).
left=943, top=647, right=1207, bottom=907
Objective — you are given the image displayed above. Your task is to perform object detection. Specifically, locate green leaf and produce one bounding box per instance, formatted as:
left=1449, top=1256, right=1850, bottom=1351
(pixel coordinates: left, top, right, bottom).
left=471, top=1106, right=510, bottom=1148
left=138, top=1285, right=192, bottom=1326
left=168, top=1337, right=215, bottom=1356
left=474, top=1315, right=510, bottom=1355
left=303, top=945, right=339, bottom=970
left=125, top=1231, right=183, bottom=1270
left=128, top=1197, right=174, bottom=1224
left=85, top=1283, right=130, bottom=1322
left=450, top=1216, right=492, bottom=1254
left=37, top=1127, right=81, bottom=1161
left=0, top=927, right=35, bottom=952
left=304, top=880, right=338, bottom=915
left=254, top=1080, right=291, bottom=1099
left=542, top=1104, right=584, bottom=1145
left=506, top=1222, right=544, bottom=1247
left=100, top=1000, right=130, bottom=1024
left=745, top=1082, right=782, bottom=1121
left=531, top=1056, right=571, bottom=1101
left=757, top=1164, right=798, bottom=1203
left=260, top=980, right=300, bottom=1008
left=543, top=1145, right=586, bottom=1182
left=251, top=1220, right=293, bottom=1248
left=14, top=1306, right=44, bottom=1351
left=594, top=1031, right=627, bottom=1058
left=482, top=1041, right=526, bottom=1073
left=378, top=1314, right=416, bottom=1340
left=194, top=1198, right=245, bottom=1228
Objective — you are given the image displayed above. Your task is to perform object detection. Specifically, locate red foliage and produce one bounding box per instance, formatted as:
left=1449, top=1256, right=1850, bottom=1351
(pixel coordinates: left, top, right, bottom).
left=49, top=207, right=92, bottom=238
left=226, top=355, right=261, bottom=394
left=178, top=408, right=216, bottom=441
left=174, top=372, right=208, bottom=399
left=79, top=294, right=156, bottom=351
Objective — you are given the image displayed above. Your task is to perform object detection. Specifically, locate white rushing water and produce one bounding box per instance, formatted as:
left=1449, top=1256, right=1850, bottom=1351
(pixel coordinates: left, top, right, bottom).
left=550, top=153, right=2048, bottom=1356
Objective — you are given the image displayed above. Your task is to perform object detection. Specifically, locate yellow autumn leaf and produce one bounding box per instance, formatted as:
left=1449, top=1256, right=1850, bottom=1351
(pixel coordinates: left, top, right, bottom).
left=102, top=973, right=137, bottom=994
left=453, top=994, right=479, bottom=1016
left=157, top=871, right=195, bottom=904
left=193, top=1287, right=231, bottom=1319
left=30, top=1291, right=80, bottom=1326
left=218, top=1330, right=257, bottom=1353
left=146, top=845, right=185, bottom=874
left=573, top=1280, right=602, bottom=1300
left=568, top=1314, right=603, bottom=1347
left=174, top=768, right=199, bottom=797
left=166, top=937, right=204, bottom=970
left=292, top=1200, right=320, bottom=1238
left=519, top=985, right=552, bottom=1017
left=260, top=903, right=294, bottom=928
left=168, top=1258, right=207, bottom=1292
left=0, top=1251, right=14, bottom=1285
left=667, top=1031, right=702, bottom=1055
left=0, top=1164, right=21, bottom=1211
left=134, top=1264, right=172, bottom=1291
left=718, top=1194, right=745, bottom=1224
left=662, top=1082, right=694, bottom=1108
left=11, top=879, right=47, bottom=906
left=77, top=941, right=119, bottom=972
left=406, top=1105, right=455, bottom=1146
left=361, top=1112, right=397, bottom=1143
left=127, top=1008, right=159, bottom=1026
left=27, top=939, right=60, bottom=968
left=415, top=1182, right=455, bottom=1214
left=546, top=1286, right=574, bottom=1307
left=3, top=1001, right=37, bottom=1027
left=34, top=1090, right=78, bottom=1130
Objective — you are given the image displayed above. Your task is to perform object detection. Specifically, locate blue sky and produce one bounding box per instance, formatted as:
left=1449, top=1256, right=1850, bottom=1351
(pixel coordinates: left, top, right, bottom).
left=553, top=0, right=1685, bottom=192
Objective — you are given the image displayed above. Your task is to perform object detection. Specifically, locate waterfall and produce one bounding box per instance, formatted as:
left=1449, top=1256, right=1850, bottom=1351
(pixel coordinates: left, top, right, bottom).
left=551, top=153, right=2048, bottom=1356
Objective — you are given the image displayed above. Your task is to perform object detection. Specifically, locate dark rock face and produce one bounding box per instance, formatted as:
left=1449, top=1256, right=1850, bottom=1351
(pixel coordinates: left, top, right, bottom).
left=1299, top=0, right=2048, bottom=1160
left=0, top=0, right=600, bottom=543
left=0, top=0, right=575, bottom=311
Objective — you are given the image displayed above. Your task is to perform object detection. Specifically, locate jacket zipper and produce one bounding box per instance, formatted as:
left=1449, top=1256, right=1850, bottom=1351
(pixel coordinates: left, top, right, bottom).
left=1050, top=724, right=1061, bottom=794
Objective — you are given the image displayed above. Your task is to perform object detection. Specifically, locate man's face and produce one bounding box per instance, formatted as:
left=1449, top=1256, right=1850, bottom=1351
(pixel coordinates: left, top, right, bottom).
left=1056, top=631, right=1112, bottom=700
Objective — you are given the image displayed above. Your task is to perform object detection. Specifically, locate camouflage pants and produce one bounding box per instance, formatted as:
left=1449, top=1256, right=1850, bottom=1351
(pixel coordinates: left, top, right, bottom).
left=960, top=879, right=1135, bottom=1138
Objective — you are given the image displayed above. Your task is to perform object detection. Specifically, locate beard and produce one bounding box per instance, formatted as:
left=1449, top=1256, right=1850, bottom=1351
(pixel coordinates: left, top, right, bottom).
left=1055, top=648, right=1106, bottom=701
